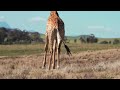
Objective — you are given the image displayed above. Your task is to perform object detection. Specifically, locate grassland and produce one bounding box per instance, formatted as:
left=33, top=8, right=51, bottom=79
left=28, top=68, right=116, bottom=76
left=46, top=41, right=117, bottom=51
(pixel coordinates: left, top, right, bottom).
left=0, top=44, right=44, bottom=56
left=0, top=48, right=120, bottom=79
left=0, top=36, right=120, bottom=79
left=0, top=43, right=120, bottom=57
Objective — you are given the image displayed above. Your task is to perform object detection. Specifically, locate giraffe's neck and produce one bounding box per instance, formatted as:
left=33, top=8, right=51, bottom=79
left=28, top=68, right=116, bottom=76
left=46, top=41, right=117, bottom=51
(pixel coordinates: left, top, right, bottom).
left=50, top=11, right=59, bottom=17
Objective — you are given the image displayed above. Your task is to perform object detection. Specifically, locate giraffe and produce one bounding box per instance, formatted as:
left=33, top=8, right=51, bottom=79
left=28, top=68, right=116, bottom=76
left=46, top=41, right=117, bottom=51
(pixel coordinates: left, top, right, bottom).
left=42, top=11, right=72, bottom=70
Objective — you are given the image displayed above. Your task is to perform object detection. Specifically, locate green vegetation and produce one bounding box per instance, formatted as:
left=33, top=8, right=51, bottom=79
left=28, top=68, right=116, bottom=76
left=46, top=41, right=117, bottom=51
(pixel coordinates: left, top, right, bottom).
left=0, top=28, right=120, bottom=57
left=0, top=27, right=44, bottom=45
left=40, top=33, right=45, bottom=39
left=0, top=42, right=120, bottom=57
left=0, top=44, right=44, bottom=56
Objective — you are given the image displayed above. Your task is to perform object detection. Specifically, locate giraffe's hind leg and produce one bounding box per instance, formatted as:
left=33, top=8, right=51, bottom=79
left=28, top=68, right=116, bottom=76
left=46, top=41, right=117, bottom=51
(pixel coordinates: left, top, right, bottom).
left=48, top=50, right=53, bottom=70
left=48, top=39, right=54, bottom=70
left=42, top=35, right=48, bottom=69
left=52, top=39, right=56, bottom=69
left=57, top=40, right=62, bottom=69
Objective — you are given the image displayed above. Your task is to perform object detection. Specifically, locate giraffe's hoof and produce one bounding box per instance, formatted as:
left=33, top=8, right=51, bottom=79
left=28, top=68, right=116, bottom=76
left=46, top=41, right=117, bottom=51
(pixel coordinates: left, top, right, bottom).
left=42, top=66, right=45, bottom=69
left=51, top=66, right=55, bottom=69
left=48, top=67, right=51, bottom=70
left=51, top=64, right=55, bottom=69
left=57, top=66, right=60, bottom=69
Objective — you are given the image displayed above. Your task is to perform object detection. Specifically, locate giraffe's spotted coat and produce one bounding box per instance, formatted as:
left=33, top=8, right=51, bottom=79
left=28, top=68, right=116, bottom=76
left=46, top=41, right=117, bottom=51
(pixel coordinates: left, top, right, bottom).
left=42, top=11, right=65, bottom=69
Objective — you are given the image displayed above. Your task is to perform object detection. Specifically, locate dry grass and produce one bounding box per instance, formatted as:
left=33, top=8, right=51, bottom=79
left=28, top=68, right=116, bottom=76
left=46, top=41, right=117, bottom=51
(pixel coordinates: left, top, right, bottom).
left=0, top=49, right=120, bottom=79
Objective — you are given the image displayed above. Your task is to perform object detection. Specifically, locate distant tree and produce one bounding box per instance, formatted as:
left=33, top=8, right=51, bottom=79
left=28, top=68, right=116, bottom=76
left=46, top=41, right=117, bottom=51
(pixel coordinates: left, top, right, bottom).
left=94, top=38, right=98, bottom=43
left=99, top=41, right=108, bottom=44
left=0, top=27, right=44, bottom=44
left=79, top=36, right=87, bottom=43
left=29, top=32, right=44, bottom=43
left=0, top=28, right=7, bottom=44
left=113, top=39, right=120, bottom=44
left=21, top=30, right=31, bottom=41
left=79, top=34, right=98, bottom=44
left=109, top=41, right=111, bottom=44
left=74, top=39, right=77, bottom=43
left=90, top=34, right=95, bottom=38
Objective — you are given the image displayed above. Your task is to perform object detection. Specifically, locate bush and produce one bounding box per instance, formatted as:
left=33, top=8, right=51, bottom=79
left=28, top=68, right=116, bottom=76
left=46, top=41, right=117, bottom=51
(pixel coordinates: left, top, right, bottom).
left=94, top=38, right=98, bottom=43
left=74, top=39, right=77, bottom=43
left=113, top=39, right=120, bottom=44
left=79, top=34, right=98, bottom=43
left=109, top=41, right=111, bottom=44
left=99, top=41, right=108, bottom=44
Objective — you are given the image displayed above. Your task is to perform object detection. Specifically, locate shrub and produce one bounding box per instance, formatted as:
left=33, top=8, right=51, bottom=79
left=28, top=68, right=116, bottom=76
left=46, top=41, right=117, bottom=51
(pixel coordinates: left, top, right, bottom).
left=99, top=41, right=108, bottom=44
left=113, top=39, right=120, bottom=44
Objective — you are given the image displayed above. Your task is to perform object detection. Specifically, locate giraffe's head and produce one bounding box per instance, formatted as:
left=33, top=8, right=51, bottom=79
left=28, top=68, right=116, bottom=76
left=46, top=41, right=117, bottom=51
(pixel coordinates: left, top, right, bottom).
left=50, top=11, right=59, bottom=17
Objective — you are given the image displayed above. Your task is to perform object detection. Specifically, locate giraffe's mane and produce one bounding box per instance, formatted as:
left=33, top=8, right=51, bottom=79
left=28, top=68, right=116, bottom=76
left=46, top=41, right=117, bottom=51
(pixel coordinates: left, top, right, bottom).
left=48, top=11, right=61, bottom=27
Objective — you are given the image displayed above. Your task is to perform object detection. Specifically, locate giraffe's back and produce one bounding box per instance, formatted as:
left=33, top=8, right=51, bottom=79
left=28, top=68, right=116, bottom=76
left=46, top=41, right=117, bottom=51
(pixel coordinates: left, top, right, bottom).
left=46, top=16, right=65, bottom=39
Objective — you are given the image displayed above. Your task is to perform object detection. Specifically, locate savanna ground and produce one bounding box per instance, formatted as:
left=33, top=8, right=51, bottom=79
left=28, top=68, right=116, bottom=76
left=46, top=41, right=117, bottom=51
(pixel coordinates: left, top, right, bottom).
left=0, top=40, right=120, bottom=79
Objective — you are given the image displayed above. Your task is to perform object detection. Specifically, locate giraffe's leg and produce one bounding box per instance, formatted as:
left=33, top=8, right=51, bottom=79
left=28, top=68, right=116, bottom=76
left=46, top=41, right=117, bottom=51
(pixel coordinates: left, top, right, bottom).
left=57, top=41, right=62, bottom=69
left=48, top=49, right=53, bottom=70
left=42, top=35, right=48, bottom=69
left=52, top=39, right=56, bottom=69
left=42, top=43, right=48, bottom=69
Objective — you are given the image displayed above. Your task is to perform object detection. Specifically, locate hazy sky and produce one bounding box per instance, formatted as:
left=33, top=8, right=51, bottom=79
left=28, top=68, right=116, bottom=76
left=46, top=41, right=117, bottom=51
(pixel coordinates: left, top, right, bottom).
left=0, top=11, right=120, bottom=38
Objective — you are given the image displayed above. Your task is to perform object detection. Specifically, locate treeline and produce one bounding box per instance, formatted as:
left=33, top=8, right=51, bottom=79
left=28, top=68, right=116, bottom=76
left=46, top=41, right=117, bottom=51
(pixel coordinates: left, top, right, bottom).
left=99, top=39, right=120, bottom=44
left=79, top=34, right=98, bottom=43
left=0, top=27, right=44, bottom=44
left=64, top=34, right=98, bottom=44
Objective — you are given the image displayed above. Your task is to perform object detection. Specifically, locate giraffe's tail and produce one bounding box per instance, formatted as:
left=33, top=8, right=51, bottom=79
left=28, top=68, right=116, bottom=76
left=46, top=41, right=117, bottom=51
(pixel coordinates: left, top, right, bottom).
left=57, top=29, right=72, bottom=56
left=63, top=42, right=72, bottom=56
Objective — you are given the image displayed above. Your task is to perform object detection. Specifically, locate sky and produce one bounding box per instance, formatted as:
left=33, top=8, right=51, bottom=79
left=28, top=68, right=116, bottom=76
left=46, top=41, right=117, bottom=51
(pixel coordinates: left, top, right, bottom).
left=0, top=11, right=120, bottom=38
